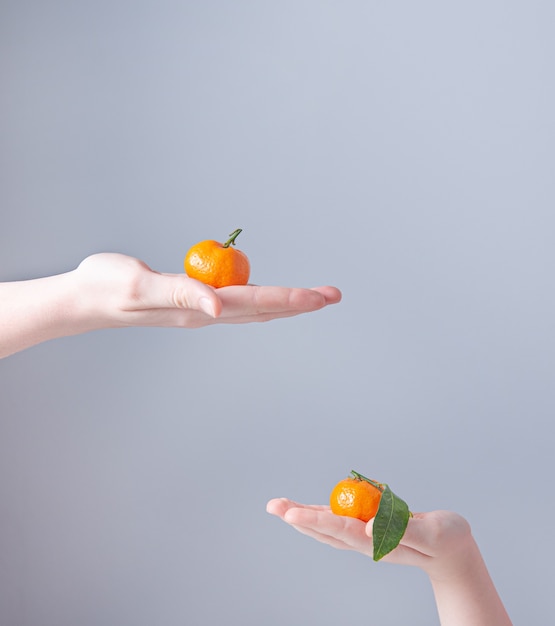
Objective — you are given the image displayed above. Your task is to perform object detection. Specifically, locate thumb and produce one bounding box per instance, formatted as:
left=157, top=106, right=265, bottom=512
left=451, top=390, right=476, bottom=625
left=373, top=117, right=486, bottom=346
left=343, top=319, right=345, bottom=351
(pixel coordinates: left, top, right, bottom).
left=139, top=272, right=222, bottom=317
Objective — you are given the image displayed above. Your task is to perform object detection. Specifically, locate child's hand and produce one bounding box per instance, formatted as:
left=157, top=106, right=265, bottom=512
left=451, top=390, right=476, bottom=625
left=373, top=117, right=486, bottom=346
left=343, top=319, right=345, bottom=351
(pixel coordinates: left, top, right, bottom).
left=267, top=498, right=513, bottom=625
left=266, top=499, right=472, bottom=578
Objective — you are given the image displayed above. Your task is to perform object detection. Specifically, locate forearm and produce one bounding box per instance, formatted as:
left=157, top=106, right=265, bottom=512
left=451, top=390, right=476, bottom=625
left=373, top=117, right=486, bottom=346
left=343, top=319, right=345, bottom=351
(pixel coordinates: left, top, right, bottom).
left=429, top=538, right=513, bottom=626
left=0, top=271, right=89, bottom=358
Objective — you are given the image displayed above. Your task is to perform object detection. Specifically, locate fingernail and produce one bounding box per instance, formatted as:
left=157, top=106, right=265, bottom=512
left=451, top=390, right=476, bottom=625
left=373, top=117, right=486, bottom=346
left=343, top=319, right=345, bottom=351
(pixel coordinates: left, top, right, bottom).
left=198, top=297, right=215, bottom=317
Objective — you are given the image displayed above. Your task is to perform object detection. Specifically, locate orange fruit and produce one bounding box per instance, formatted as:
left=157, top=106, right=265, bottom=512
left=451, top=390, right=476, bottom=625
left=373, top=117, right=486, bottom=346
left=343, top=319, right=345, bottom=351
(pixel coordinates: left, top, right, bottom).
left=184, top=228, right=250, bottom=288
left=330, top=474, right=383, bottom=522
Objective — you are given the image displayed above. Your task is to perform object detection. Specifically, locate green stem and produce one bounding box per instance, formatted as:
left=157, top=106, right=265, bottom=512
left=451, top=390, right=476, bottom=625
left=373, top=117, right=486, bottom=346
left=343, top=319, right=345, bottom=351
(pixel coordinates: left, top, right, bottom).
left=350, top=469, right=385, bottom=492
left=223, top=228, right=243, bottom=248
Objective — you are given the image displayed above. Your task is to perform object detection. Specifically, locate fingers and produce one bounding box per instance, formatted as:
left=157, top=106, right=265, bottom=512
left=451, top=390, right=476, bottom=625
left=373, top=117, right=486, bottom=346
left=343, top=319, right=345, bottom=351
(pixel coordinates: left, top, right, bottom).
left=267, top=500, right=433, bottom=565
left=286, top=523, right=362, bottom=553
left=305, top=286, right=342, bottom=305
left=210, top=285, right=341, bottom=323
left=266, top=498, right=296, bottom=517
left=146, top=276, right=340, bottom=320
left=266, top=498, right=330, bottom=517
left=266, top=499, right=373, bottom=557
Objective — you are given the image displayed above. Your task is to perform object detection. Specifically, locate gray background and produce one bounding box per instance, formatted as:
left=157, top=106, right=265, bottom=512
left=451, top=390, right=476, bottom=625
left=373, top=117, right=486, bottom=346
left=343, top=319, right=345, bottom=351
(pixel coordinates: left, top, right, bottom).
left=1, top=1, right=553, bottom=624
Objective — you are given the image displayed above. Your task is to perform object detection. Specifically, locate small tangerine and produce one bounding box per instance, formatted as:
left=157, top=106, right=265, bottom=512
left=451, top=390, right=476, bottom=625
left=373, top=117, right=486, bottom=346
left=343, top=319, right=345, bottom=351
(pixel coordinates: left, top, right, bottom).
left=184, top=228, right=250, bottom=288
left=330, top=475, right=382, bottom=522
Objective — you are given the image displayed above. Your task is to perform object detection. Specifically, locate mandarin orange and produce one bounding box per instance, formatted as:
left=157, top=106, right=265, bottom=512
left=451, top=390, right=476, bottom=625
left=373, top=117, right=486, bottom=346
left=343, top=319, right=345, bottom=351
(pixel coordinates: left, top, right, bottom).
left=184, top=228, right=250, bottom=288
left=330, top=473, right=383, bottom=522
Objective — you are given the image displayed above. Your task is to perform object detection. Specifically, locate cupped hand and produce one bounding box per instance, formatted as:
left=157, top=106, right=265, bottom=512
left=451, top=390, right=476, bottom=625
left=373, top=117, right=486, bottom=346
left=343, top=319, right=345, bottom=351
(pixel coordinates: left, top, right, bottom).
left=266, top=498, right=472, bottom=579
left=267, top=498, right=514, bottom=626
left=72, top=253, right=342, bottom=330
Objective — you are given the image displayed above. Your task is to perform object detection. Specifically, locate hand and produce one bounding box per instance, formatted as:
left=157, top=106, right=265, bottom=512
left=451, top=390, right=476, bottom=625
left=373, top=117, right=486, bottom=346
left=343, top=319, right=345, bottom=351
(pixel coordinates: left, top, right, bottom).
left=72, top=253, right=342, bottom=329
left=0, top=253, right=341, bottom=358
left=266, top=498, right=472, bottom=579
left=267, top=498, right=514, bottom=625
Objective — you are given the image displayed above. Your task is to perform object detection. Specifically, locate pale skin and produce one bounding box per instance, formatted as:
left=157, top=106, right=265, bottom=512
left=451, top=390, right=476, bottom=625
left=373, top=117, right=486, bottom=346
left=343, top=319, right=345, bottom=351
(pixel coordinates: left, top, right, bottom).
left=0, top=252, right=342, bottom=359
left=267, top=499, right=513, bottom=626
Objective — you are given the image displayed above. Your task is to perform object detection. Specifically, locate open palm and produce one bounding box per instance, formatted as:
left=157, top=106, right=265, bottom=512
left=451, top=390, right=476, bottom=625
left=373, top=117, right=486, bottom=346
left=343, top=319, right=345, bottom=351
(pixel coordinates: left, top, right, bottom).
left=74, top=253, right=342, bottom=329
left=266, top=498, right=472, bottom=577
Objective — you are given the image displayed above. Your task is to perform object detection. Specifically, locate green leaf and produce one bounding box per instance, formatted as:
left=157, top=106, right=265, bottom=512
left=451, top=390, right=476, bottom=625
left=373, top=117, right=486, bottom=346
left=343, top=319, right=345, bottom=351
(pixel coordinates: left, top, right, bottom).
left=372, top=485, right=411, bottom=562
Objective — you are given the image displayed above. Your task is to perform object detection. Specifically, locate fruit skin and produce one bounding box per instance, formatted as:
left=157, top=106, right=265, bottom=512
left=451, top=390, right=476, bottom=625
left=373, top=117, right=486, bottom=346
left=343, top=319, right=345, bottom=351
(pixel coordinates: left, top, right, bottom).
left=330, top=476, right=383, bottom=522
left=184, top=229, right=250, bottom=288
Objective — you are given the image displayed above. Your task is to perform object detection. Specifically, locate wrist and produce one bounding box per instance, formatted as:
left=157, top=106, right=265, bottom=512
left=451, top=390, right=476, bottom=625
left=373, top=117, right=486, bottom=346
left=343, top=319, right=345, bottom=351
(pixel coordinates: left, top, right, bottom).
left=425, top=532, right=483, bottom=584
left=60, top=268, right=105, bottom=333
